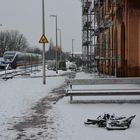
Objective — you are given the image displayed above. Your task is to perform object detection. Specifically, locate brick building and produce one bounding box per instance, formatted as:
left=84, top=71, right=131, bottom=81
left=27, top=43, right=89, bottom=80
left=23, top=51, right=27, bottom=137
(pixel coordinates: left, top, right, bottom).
left=93, top=0, right=140, bottom=77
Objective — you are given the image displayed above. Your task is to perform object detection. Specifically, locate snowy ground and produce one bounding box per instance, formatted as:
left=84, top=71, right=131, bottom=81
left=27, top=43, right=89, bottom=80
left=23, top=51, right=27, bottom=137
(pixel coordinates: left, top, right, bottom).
left=0, top=69, right=140, bottom=140
left=50, top=72, right=140, bottom=140
left=0, top=67, right=71, bottom=139
left=52, top=98, right=140, bottom=140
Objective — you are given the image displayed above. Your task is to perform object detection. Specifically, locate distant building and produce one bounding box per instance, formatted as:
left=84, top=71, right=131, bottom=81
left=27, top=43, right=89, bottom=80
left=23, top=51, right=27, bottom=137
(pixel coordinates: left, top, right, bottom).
left=73, top=52, right=82, bottom=59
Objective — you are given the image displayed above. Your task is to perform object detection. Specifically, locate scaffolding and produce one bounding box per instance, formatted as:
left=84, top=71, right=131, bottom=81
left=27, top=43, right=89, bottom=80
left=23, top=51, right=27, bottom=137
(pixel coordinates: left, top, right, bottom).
left=82, top=0, right=94, bottom=71
left=81, top=0, right=117, bottom=76
left=81, top=0, right=104, bottom=73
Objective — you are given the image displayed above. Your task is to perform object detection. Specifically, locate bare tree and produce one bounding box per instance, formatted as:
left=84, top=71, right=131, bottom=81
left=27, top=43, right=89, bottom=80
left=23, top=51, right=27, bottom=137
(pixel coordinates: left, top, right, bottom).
left=0, top=30, right=29, bottom=56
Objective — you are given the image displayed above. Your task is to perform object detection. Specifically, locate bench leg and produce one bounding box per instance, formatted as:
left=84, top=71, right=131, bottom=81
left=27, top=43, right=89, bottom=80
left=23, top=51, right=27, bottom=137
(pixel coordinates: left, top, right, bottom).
left=70, top=96, right=73, bottom=103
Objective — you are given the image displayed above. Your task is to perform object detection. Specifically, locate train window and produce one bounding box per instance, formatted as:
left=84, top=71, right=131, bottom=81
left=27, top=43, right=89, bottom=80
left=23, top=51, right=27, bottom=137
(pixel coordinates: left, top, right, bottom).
left=4, top=55, right=14, bottom=61
left=16, top=54, right=23, bottom=61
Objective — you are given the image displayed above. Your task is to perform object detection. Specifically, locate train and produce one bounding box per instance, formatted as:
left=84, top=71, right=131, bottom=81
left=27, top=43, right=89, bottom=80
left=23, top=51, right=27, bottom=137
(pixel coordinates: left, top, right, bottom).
left=0, top=51, right=42, bottom=69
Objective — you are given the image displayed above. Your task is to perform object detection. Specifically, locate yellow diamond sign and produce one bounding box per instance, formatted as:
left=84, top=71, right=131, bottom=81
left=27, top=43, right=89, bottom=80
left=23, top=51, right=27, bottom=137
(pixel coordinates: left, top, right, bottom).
left=39, top=34, right=48, bottom=43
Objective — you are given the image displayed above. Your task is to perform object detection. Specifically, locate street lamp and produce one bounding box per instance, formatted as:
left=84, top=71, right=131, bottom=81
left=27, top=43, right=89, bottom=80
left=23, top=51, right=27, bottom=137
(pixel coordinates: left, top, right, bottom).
left=57, top=28, right=62, bottom=60
left=72, top=39, right=75, bottom=59
left=50, top=15, right=58, bottom=73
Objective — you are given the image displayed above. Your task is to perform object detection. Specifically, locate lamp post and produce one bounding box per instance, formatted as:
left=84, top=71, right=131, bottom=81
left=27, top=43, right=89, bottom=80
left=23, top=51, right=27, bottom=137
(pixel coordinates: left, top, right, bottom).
left=57, top=28, right=62, bottom=60
left=72, top=39, right=75, bottom=59
left=50, top=15, right=58, bottom=73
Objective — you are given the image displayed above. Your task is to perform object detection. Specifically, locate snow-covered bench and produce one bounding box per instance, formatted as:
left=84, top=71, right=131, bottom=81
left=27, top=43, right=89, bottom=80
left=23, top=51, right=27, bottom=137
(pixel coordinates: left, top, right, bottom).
left=65, top=89, right=140, bottom=102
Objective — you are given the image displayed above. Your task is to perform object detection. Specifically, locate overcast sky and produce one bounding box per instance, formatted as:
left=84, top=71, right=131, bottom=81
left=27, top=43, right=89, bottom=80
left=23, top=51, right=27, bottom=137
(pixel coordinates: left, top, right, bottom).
left=0, top=0, right=82, bottom=52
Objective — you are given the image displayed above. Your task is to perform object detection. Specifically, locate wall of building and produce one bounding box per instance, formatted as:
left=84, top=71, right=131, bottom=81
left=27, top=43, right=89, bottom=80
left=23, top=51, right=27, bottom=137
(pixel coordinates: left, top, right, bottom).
left=125, top=0, right=140, bottom=76
left=95, top=0, right=140, bottom=77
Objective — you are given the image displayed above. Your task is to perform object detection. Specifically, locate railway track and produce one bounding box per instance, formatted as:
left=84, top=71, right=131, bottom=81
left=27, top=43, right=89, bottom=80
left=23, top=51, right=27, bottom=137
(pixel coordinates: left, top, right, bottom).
left=0, top=66, right=40, bottom=80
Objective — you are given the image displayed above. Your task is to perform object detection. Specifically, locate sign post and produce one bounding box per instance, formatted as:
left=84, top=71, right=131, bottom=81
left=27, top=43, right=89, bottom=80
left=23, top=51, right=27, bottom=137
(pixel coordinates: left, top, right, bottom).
left=39, top=34, right=48, bottom=85
left=39, top=0, right=48, bottom=85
